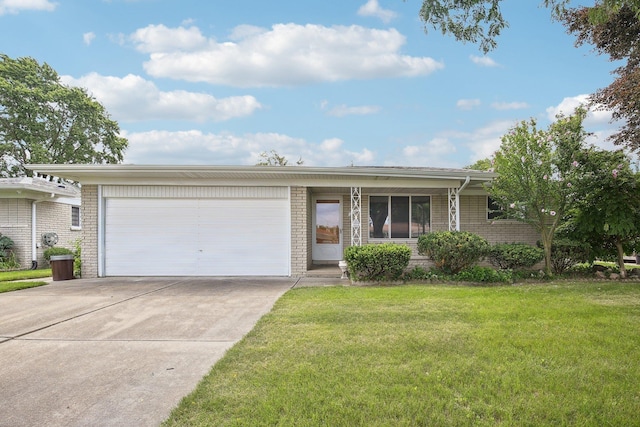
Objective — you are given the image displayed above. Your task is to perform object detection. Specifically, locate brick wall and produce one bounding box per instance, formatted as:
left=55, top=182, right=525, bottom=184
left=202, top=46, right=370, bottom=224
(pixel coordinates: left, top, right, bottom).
left=0, top=199, right=31, bottom=268
left=81, top=185, right=99, bottom=278
left=36, top=201, right=81, bottom=267
left=0, top=198, right=80, bottom=269
left=290, top=186, right=309, bottom=276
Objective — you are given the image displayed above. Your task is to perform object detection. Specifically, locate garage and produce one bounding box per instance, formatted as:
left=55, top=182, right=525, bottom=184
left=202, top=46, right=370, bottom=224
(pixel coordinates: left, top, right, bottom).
left=102, top=186, right=290, bottom=276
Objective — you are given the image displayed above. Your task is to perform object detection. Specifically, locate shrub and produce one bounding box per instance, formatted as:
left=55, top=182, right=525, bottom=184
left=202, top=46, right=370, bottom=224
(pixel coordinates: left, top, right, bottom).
left=0, top=251, right=20, bottom=271
left=344, top=243, right=412, bottom=281
left=43, top=247, right=74, bottom=263
left=488, top=243, right=544, bottom=270
left=454, top=266, right=512, bottom=283
left=545, top=238, right=591, bottom=275
left=417, top=231, right=490, bottom=274
left=0, top=233, right=14, bottom=261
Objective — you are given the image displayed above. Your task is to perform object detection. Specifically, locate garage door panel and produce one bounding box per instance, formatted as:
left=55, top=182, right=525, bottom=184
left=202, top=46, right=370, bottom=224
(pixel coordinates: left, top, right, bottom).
left=104, top=196, right=289, bottom=276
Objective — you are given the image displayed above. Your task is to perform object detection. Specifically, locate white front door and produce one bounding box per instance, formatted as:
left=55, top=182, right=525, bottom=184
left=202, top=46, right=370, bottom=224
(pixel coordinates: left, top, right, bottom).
left=312, top=197, right=343, bottom=261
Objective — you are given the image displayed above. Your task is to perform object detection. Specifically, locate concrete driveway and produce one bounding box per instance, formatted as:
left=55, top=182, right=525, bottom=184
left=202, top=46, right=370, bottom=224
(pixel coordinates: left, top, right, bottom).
left=0, top=277, right=296, bottom=427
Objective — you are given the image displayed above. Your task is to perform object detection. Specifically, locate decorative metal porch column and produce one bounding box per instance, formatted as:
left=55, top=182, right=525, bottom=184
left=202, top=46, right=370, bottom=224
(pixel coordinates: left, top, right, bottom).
left=350, top=187, right=362, bottom=246
left=448, top=187, right=461, bottom=231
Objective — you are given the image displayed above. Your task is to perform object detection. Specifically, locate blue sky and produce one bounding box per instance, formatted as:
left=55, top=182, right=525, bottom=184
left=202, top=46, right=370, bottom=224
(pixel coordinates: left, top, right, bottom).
left=0, top=0, right=620, bottom=168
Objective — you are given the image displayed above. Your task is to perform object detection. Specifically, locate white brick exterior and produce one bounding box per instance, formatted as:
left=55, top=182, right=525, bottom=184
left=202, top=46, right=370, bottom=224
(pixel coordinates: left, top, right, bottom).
left=0, top=198, right=81, bottom=269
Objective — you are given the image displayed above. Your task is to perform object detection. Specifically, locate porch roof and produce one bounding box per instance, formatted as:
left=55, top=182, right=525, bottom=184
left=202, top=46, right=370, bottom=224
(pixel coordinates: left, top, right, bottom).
left=26, top=164, right=495, bottom=189
left=0, top=177, right=80, bottom=200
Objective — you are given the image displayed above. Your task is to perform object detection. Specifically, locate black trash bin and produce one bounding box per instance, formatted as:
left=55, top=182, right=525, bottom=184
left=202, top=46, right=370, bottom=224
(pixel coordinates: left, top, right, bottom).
left=50, top=254, right=75, bottom=281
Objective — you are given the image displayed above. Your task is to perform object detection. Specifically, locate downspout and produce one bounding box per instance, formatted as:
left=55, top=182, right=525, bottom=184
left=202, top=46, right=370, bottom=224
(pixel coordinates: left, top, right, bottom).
left=459, top=176, right=471, bottom=193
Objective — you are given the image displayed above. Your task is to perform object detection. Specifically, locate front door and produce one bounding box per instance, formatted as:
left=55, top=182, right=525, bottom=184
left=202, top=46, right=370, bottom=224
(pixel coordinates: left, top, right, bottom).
left=312, top=197, right=343, bottom=261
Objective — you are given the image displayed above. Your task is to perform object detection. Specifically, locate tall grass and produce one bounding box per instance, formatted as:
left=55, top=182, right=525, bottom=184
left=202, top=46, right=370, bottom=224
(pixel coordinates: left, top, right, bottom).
left=164, top=282, right=640, bottom=426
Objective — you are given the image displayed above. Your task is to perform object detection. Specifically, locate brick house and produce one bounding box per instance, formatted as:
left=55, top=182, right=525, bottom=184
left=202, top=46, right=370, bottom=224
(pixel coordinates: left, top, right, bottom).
left=26, top=165, right=539, bottom=278
left=0, top=177, right=81, bottom=269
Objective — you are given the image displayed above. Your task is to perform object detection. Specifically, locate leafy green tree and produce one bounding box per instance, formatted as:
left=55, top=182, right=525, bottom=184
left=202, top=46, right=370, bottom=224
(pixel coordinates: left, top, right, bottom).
left=465, top=157, right=492, bottom=171
left=0, top=55, right=127, bottom=178
left=488, top=108, right=588, bottom=275
left=417, top=0, right=640, bottom=53
left=565, top=148, right=640, bottom=278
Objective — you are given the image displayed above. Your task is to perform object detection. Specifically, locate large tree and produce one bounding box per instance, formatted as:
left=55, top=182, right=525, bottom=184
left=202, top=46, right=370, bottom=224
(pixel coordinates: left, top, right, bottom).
left=564, top=147, right=640, bottom=278
left=418, top=1, right=640, bottom=152
left=488, top=108, right=588, bottom=275
left=0, top=55, right=127, bottom=178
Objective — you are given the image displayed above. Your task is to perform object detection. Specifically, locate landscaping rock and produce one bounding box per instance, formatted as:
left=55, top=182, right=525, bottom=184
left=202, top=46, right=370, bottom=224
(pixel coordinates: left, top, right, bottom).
left=609, top=273, right=620, bottom=280
left=595, top=271, right=607, bottom=279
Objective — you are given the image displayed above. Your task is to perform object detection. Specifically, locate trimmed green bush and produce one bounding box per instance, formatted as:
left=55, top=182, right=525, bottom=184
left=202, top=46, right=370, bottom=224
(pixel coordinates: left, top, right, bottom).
left=488, top=243, right=544, bottom=270
left=43, top=247, right=74, bottom=263
left=417, top=231, right=490, bottom=274
left=344, top=243, right=412, bottom=281
left=545, top=238, right=591, bottom=275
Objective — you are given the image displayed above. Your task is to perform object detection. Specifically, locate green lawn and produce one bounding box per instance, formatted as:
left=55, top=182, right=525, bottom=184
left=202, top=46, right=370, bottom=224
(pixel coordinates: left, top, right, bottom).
left=0, top=269, right=51, bottom=293
left=164, top=281, right=640, bottom=427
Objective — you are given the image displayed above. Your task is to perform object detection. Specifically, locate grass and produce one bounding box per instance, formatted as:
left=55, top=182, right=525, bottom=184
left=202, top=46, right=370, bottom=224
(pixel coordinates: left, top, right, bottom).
left=164, top=281, right=640, bottom=427
left=0, top=269, right=51, bottom=293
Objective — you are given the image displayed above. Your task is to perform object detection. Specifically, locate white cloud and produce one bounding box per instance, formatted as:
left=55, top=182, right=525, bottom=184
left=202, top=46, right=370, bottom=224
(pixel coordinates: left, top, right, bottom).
left=397, top=137, right=458, bottom=167
left=132, top=23, right=443, bottom=87
left=326, top=104, right=381, bottom=117
left=457, top=99, right=481, bottom=110
left=130, top=24, right=207, bottom=53
left=465, top=120, right=515, bottom=161
left=470, top=55, right=499, bottom=67
left=0, top=0, right=56, bottom=15
left=83, top=32, right=96, bottom=46
left=61, top=73, right=262, bottom=122
left=491, top=101, right=529, bottom=110
left=357, top=0, right=397, bottom=24
left=121, top=130, right=376, bottom=166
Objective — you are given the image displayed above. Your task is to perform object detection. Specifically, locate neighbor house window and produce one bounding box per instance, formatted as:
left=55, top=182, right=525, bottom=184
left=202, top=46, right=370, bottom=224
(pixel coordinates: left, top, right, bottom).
left=71, top=206, right=81, bottom=228
left=487, top=197, right=505, bottom=220
left=369, top=196, right=430, bottom=239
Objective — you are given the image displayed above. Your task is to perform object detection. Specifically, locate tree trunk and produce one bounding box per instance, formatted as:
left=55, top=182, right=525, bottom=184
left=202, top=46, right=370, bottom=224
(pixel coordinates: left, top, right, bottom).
left=540, top=230, right=553, bottom=277
left=616, top=239, right=627, bottom=279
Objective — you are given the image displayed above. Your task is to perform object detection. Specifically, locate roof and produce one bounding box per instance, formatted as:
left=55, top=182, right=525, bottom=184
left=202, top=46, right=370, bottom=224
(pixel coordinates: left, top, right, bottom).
left=25, top=164, right=495, bottom=190
left=0, top=177, right=81, bottom=199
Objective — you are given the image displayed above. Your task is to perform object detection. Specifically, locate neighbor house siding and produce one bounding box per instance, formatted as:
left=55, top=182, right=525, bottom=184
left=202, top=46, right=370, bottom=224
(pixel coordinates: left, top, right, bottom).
left=36, top=201, right=80, bottom=265
left=0, top=199, right=80, bottom=269
left=81, top=185, right=99, bottom=278
left=0, top=199, right=30, bottom=268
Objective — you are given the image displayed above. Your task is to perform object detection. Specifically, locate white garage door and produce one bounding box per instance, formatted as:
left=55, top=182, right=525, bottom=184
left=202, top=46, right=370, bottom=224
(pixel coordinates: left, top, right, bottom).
left=104, top=196, right=290, bottom=276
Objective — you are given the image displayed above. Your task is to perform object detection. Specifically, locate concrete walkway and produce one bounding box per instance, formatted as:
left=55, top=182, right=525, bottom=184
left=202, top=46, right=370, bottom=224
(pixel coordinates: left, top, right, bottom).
left=0, top=277, right=308, bottom=427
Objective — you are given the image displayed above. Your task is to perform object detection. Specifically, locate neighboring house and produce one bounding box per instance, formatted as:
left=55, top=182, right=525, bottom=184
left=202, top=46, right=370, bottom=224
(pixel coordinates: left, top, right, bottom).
left=26, top=165, right=539, bottom=278
left=0, top=177, right=81, bottom=269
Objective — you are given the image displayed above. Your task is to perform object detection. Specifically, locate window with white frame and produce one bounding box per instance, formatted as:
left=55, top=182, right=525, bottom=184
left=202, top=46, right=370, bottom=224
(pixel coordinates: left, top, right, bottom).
left=369, top=195, right=430, bottom=239
left=71, top=206, right=81, bottom=228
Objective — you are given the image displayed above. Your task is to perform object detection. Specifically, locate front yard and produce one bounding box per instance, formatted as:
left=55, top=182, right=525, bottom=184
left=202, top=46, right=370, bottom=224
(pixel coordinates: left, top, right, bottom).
left=164, top=281, right=640, bottom=426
